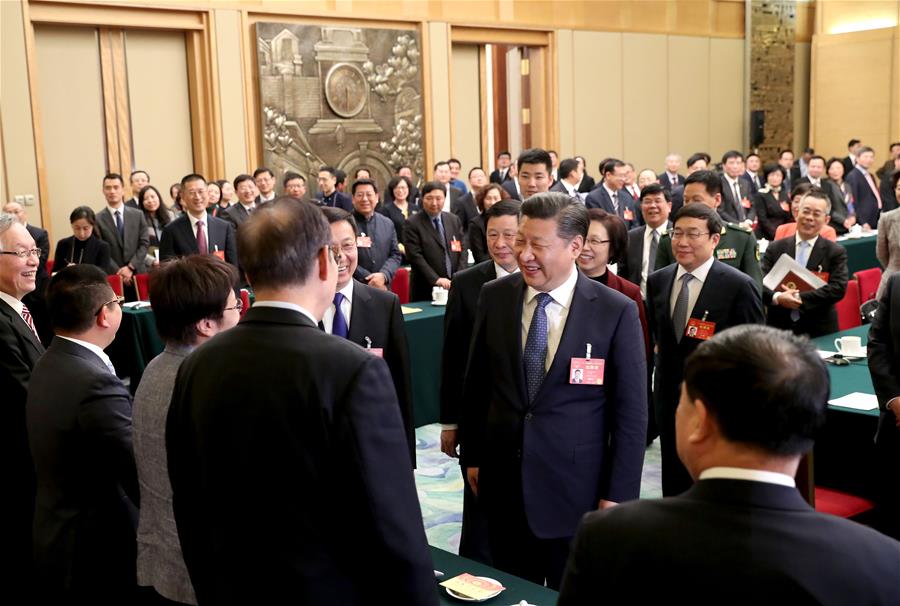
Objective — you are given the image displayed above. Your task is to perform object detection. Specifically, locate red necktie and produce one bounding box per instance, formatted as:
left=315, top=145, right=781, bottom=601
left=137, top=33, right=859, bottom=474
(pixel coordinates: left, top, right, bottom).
left=196, top=220, right=208, bottom=254
left=864, top=172, right=883, bottom=209
left=21, top=304, right=39, bottom=339
left=631, top=187, right=638, bottom=200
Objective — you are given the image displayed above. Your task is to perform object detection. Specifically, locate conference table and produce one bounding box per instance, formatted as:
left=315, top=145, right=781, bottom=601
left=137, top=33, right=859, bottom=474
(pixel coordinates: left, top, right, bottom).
left=108, top=302, right=449, bottom=429
left=811, top=324, right=881, bottom=499
left=431, top=547, right=558, bottom=604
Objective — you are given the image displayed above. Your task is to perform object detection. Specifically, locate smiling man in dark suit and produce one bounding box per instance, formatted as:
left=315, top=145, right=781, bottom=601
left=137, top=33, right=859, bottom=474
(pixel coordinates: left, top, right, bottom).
left=159, top=173, right=238, bottom=267
left=460, top=193, right=647, bottom=589
left=166, top=199, right=435, bottom=605
left=95, top=173, right=149, bottom=290
left=617, top=183, right=672, bottom=297
left=845, top=146, right=883, bottom=228
left=403, top=181, right=467, bottom=302
left=762, top=188, right=848, bottom=338
left=350, top=178, right=401, bottom=290
left=489, top=150, right=513, bottom=184
left=321, top=206, right=414, bottom=466
left=647, top=203, right=764, bottom=496
left=559, top=325, right=900, bottom=605
left=585, top=159, right=641, bottom=228
left=223, top=174, right=259, bottom=229
left=4, top=200, right=52, bottom=344
left=440, top=199, right=521, bottom=564
left=314, top=166, right=353, bottom=212
left=0, top=213, right=45, bottom=589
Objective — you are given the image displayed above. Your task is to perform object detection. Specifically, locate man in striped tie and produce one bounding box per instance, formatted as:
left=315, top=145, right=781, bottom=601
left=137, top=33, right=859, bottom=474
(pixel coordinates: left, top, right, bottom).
left=0, top=212, right=46, bottom=590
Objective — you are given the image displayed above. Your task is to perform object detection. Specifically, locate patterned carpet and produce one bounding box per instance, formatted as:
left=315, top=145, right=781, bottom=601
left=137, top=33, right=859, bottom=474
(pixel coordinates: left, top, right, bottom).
left=414, top=423, right=663, bottom=553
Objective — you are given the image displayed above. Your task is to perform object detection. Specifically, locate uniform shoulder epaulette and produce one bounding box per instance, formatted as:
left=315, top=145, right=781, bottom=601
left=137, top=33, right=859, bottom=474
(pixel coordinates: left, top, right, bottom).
left=725, top=222, right=752, bottom=233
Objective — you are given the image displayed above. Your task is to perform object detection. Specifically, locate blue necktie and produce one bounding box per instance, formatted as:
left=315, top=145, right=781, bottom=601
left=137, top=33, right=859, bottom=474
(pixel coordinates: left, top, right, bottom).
left=331, top=292, right=348, bottom=338
left=523, top=293, right=553, bottom=403
left=433, top=217, right=453, bottom=277
left=791, top=241, right=811, bottom=322
left=115, top=210, right=124, bottom=240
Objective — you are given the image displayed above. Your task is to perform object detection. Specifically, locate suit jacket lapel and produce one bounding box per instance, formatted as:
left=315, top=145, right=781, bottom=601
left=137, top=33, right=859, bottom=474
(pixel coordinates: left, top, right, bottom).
left=806, top=238, right=827, bottom=271
left=347, top=280, right=372, bottom=344
left=510, top=276, right=528, bottom=407
left=98, top=210, right=121, bottom=249
left=178, top=217, right=198, bottom=253
left=691, top=261, right=721, bottom=321
left=657, top=265, right=677, bottom=336
left=426, top=213, right=448, bottom=250
left=0, top=300, right=44, bottom=357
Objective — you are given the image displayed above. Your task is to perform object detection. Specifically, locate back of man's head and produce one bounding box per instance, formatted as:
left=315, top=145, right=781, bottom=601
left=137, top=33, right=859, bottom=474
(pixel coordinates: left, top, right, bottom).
left=237, top=198, right=330, bottom=290
left=684, top=325, right=828, bottom=456
left=47, top=264, right=113, bottom=335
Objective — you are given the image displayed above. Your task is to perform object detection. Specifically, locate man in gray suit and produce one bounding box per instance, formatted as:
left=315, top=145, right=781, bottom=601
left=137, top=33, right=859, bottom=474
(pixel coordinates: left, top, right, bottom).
left=95, top=173, right=149, bottom=289
left=132, top=255, right=240, bottom=604
left=350, top=179, right=402, bottom=290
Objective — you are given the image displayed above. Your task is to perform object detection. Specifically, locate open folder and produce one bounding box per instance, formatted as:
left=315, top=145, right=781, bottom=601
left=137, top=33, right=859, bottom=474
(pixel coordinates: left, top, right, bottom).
left=763, top=253, right=827, bottom=293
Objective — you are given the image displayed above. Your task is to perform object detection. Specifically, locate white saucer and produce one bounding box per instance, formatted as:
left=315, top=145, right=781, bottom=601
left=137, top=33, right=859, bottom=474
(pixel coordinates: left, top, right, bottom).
left=444, top=576, right=504, bottom=602
left=431, top=300, right=448, bottom=306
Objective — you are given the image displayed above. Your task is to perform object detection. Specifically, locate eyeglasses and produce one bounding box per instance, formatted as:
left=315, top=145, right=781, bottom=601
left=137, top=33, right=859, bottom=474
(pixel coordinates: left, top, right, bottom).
left=586, top=238, right=610, bottom=247
left=224, top=300, right=243, bottom=312
left=0, top=248, right=41, bottom=260
left=95, top=296, right=125, bottom=316
left=798, top=208, right=826, bottom=218
left=327, top=245, right=342, bottom=264
left=671, top=230, right=710, bottom=241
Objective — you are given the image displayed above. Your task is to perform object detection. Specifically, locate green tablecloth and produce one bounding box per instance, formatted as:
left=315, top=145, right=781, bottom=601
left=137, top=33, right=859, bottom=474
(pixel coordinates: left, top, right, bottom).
left=108, top=306, right=163, bottom=392
left=811, top=325, right=878, bottom=417
left=837, top=233, right=880, bottom=275
left=431, top=547, right=558, bottom=605
left=402, top=302, right=446, bottom=427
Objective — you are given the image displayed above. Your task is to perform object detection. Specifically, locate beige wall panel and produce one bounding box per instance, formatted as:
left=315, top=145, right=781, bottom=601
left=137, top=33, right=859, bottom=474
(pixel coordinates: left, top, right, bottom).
left=622, top=33, right=668, bottom=173
left=450, top=44, right=481, bottom=172
left=428, top=21, right=452, bottom=172
left=2, top=1, right=41, bottom=224
left=667, top=36, right=708, bottom=166
left=1, top=120, right=7, bottom=203
left=556, top=29, right=575, bottom=158
left=214, top=9, right=249, bottom=180
left=793, top=41, right=811, bottom=154
left=812, top=32, right=894, bottom=159
left=708, top=37, right=744, bottom=161
left=572, top=30, right=622, bottom=170
left=34, top=25, right=107, bottom=241
left=819, top=0, right=900, bottom=35
left=126, top=30, right=194, bottom=196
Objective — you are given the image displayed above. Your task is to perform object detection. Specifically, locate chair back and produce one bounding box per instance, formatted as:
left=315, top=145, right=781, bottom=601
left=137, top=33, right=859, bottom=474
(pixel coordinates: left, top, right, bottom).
left=239, top=288, right=251, bottom=318
left=835, top=278, right=861, bottom=330
left=853, top=267, right=882, bottom=304
left=107, top=274, right=124, bottom=297
left=391, top=267, right=410, bottom=304
left=135, top=273, right=151, bottom=301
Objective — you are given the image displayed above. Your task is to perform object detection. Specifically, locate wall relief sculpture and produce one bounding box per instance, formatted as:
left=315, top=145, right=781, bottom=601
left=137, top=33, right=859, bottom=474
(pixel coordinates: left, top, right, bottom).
left=256, top=23, right=424, bottom=196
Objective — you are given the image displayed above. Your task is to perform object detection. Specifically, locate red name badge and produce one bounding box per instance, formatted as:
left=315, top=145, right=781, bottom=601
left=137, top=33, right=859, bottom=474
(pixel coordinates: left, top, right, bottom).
left=780, top=201, right=790, bottom=213
left=356, top=236, right=372, bottom=248
left=213, top=249, right=225, bottom=261
left=813, top=271, right=830, bottom=282
left=742, top=197, right=752, bottom=209
left=450, top=238, right=462, bottom=253
left=569, top=358, right=605, bottom=385
left=366, top=347, right=383, bottom=358
left=685, top=318, right=716, bottom=340
left=623, top=208, right=634, bottom=221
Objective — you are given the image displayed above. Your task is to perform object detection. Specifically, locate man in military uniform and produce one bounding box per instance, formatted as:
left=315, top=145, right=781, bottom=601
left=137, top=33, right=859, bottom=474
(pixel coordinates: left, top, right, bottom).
left=656, top=170, right=761, bottom=289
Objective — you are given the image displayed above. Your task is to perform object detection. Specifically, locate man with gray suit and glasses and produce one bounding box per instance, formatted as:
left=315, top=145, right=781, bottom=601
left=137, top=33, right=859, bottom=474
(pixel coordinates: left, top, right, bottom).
left=559, top=325, right=900, bottom=605
left=95, top=173, right=149, bottom=290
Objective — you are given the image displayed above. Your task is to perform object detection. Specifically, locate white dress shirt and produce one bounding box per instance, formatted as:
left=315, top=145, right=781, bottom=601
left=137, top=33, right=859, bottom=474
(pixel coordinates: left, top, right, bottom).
left=0, top=290, right=24, bottom=317
left=107, top=205, right=125, bottom=224
left=699, top=466, right=795, bottom=488
left=521, top=265, right=578, bottom=374
left=493, top=263, right=518, bottom=279
left=253, top=300, right=318, bottom=326
left=641, top=224, right=665, bottom=297
left=603, top=185, right=619, bottom=210
left=443, top=184, right=452, bottom=212
left=57, top=335, right=116, bottom=374
left=772, top=234, right=819, bottom=306
left=259, top=192, right=276, bottom=203
left=187, top=212, right=209, bottom=253
left=670, top=255, right=715, bottom=319
left=321, top=280, right=354, bottom=335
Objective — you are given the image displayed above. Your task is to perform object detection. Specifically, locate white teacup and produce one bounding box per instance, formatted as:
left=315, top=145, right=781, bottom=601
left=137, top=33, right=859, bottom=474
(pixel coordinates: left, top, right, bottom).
left=432, top=287, right=448, bottom=305
left=834, top=336, right=864, bottom=357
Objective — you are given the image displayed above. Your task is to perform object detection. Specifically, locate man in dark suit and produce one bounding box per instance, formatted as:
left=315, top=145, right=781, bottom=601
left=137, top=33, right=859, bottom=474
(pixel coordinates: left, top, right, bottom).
left=549, top=158, right=583, bottom=199
left=845, top=146, right=883, bottom=228
left=647, top=204, right=764, bottom=496
left=868, top=273, right=900, bottom=540
left=125, top=170, right=149, bottom=209
left=617, top=183, right=671, bottom=297
left=403, top=181, right=467, bottom=302
left=670, top=153, right=710, bottom=215
left=166, top=200, right=436, bottom=605
left=321, top=206, right=414, bottom=465
left=741, top=152, right=762, bottom=194
left=95, top=173, right=149, bottom=290
left=4, top=201, right=52, bottom=344
left=460, top=193, right=647, bottom=589
left=223, top=174, right=260, bottom=229
left=349, top=179, right=401, bottom=290
left=585, top=159, right=641, bottom=228
left=0, top=214, right=46, bottom=588
left=489, top=150, right=513, bottom=184
left=798, top=155, right=851, bottom=234
left=433, top=160, right=467, bottom=215
left=502, top=176, right=523, bottom=201
left=762, top=190, right=849, bottom=338
left=779, top=149, right=797, bottom=193
left=159, top=174, right=239, bottom=267
left=719, top=150, right=754, bottom=225
left=314, top=166, right=353, bottom=212
left=559, top=325, right=900, bottom=605
left=660, top=153, right=685, bottom=191
left=28, top=264, right=139, bottom=604
left=253, top=166, right=277, bottom=205
left=440, top=200, right=521, bottom=564
left=843, top=138, right=861, bottom=176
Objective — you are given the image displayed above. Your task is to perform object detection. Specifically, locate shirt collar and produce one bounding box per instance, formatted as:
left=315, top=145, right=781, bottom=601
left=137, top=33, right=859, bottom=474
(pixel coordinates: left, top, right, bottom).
left=699, top=466, right=795, bottom=488
left=252, top=300, right=318, bottom=325
left=795, top=232, right=818, bottom=250
left=337, top=279, right=354, bottom=303
left=525, top=264, right=578, bottom=309
left=187, top=212, right=206, bottom=229
left=57, top=335, right=114, bottom=371
left=725, top=175, right=740, bottom=187
left=240, top=201, right=256, bottom=212
left=676, top=254, right=715, bottom=283
left=855, top=164, right=868, bottom=175
left=0, top=290, right=24, bottom=316
left=603, top=184, right=618, bottom=200
left=493, top=262, right=518, bottom=278
left=107, top=205, right=124, bottom=217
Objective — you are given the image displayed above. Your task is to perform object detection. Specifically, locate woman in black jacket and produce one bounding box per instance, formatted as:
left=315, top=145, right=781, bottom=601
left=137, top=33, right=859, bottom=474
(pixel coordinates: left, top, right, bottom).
left=52, top=206, right=112, bottom=274
left=753, top=163, right=791, bottom=240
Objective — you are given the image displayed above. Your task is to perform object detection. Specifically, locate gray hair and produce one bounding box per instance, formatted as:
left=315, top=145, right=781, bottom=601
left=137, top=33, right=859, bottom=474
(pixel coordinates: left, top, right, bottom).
left=0, top=213, right=19, bottom=250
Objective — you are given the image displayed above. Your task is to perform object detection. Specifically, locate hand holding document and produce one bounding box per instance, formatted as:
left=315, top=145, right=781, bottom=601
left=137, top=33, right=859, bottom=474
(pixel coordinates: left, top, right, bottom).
left=763, top=253, right=827, bottom=293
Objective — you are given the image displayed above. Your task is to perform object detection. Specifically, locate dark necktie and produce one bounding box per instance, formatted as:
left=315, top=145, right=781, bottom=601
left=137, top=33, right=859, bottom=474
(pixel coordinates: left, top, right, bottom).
left=523, top=292, right=553, bottom=403
left=433, top=217, right=453, bottom=277
left=672, top=273, right=694, bottom=342
left=733, top=182, right=745, bottom=221
left=115, top=210, right=124, bottom=240
left=648, top=229, right=659, bottom=273
left=196, top=219, right=207, bottom=254
left=331, top=292, right=349, bottom=338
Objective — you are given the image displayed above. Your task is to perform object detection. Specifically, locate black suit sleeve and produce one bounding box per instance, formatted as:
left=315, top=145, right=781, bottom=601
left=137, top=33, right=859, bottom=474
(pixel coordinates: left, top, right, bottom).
left=0, top=322, right=32, bottom=407
left=403, top=218, right=441, bottom=287
left=379, top=224, right=402, bottom=282
left=440, top=277, right=468, bottom=425
left=384, top=295, right=414, bottom=465
left=798, top=245, right=848, bottom=311
left=760, top=242, right=780, bottom=306
left=96, top=239, right=113, bottom=274
left=558, top=513, right=606, bottom=606
left=224, top=221, right=238, bottom=267
left=868, top=278, right=900, bottom=410
left=159, top=224, right=176, bottom=261
left=130, top=212, right=150, bottom=272
left=460, top=290, right=489, bottom=468
left=731, top=273, right=766, bottom=326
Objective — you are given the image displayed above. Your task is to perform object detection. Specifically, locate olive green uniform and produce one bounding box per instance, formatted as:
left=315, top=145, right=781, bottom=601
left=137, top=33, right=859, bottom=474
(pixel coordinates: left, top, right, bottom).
left=655, top=222, right=762, bottom=288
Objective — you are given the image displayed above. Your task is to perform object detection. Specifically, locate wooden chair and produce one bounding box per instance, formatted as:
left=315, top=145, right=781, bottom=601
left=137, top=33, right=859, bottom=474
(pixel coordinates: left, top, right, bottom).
left=835, top=279, right=861, bottom=330
left=107, top=274, right=124, bottom=297
left=391, top=267, right=410, bottom=304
